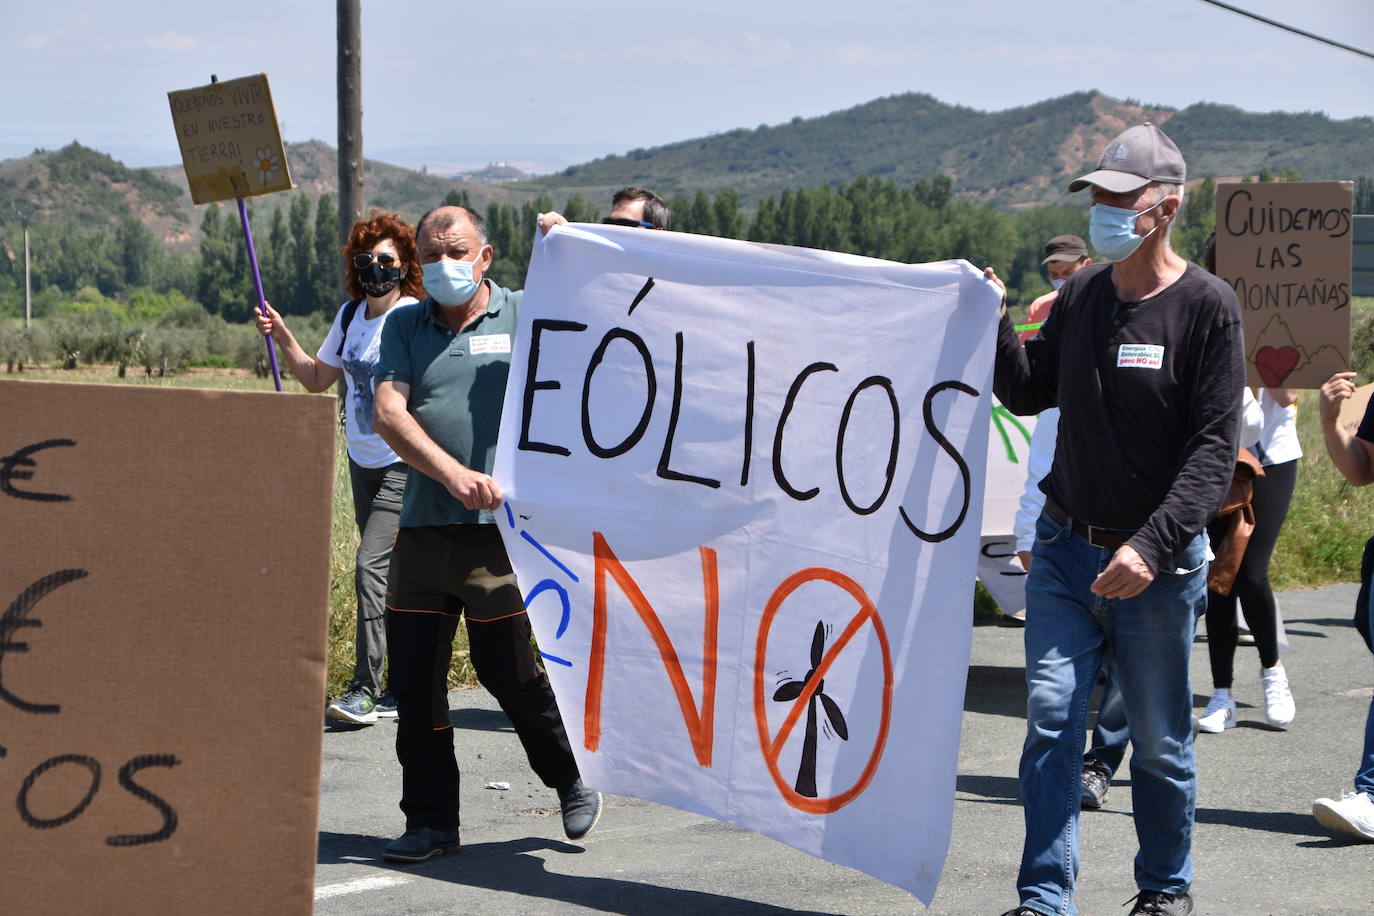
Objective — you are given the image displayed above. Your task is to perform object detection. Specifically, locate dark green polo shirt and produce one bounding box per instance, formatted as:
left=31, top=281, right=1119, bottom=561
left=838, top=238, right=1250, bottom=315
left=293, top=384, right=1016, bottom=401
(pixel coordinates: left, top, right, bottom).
left=375, top=280, right=523, bottom=527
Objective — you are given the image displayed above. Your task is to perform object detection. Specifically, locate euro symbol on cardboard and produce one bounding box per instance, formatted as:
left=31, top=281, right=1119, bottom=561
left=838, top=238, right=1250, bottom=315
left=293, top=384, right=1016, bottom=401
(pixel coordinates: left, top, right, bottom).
left=1, top=569, right=89, bottom=716
left=0, top=439, right=76, bottom=502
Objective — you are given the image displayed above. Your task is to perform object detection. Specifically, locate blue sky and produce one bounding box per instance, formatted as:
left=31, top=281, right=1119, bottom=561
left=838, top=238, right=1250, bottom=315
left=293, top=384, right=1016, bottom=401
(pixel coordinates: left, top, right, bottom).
left=4, top=0, right=1371, bottom=174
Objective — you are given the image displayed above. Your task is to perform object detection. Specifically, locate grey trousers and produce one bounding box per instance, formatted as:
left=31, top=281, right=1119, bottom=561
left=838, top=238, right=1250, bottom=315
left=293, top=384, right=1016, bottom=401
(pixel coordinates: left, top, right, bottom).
left=348, top=459, right=406, bottom=695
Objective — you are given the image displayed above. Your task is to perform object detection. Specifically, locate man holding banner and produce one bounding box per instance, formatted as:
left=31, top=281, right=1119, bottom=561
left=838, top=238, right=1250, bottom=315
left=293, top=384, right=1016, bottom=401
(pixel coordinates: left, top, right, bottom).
left=372, top=205, right=601, bottom=862
left=989, top=124, right=1244, bottom=916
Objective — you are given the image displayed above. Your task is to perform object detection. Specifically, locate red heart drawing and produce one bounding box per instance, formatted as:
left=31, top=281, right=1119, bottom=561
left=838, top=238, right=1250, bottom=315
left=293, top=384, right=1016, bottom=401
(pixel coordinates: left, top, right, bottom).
left=1255, top=345, right=1301, bottom=387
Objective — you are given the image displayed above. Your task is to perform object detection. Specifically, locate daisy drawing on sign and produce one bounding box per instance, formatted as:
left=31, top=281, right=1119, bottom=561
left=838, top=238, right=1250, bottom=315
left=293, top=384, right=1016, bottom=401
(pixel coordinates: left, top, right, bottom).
left=254, top=147, right=282, bottom=186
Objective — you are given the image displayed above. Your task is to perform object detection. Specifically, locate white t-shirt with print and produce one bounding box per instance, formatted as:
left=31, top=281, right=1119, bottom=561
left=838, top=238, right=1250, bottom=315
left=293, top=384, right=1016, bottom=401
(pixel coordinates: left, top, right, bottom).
left=317, top=297, right=416, bottom=468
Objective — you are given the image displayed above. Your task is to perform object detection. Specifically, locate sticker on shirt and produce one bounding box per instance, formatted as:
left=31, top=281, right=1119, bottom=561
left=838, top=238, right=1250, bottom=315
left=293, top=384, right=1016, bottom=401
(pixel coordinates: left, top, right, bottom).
left=469, top=333, right=512, bottom=355
left=1116, top=344, right=1164, bottom=370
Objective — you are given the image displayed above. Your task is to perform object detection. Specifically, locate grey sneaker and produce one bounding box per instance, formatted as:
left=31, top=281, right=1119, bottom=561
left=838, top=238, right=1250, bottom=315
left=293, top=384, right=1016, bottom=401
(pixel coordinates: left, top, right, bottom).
left=374, top=691, right=398, bottom=718
left=382, top=827, right=460, bottom=863
left=326, top=686, right=378, bottom=725
left=1126, top=890, right=1194, bottom=915
left=1081, top=759, right=1112, bottom=809
left=1195, top=692, right=1236, bottom=734
left=557, top=779, right=603, bottom=840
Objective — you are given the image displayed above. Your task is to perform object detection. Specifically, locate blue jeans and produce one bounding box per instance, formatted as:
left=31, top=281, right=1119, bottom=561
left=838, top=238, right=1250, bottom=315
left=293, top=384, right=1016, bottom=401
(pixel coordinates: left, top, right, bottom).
left=1017, top=512, right=1207, bottom=915
left=1084, top=658, right=1128, bottom=775
left=1357, top=588, right=1374, bottom=797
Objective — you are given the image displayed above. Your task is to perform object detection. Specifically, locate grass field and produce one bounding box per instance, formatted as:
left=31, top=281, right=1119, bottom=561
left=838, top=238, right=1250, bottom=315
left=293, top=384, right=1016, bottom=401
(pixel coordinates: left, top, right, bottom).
left=10, top=353, right=1373, bottom=688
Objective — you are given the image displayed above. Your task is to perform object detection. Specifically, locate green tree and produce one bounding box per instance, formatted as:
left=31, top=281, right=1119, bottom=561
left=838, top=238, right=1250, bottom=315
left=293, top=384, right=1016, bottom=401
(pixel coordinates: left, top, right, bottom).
left=196, top=204, right=235, bottom=317
left=117, top=217, right=157, bottom=289
left=686, top=192, right=718, bottom=236
left=712, top=189, right=742, bottom=239
left=1174, top=176, right=1217, bottom=266
left=265, top=207, right=292, bottom=308
left=314, top=193, right=341, bottom=306
left=1357, top=177, right=1374, bottom=215
left=561, top=195, right=598, bottom=224
left=442, top=188, right=472, bottom=209
left=288, top=194, right=315, bottom=314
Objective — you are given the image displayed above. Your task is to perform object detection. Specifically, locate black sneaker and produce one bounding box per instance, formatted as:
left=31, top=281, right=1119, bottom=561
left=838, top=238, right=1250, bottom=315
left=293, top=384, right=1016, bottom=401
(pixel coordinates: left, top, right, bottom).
left=382, top=827, right=460, bottom=863
left=557, top=779, right=602, bottom=840
left=1081, top=759, right=1112, bottom=809
left=326, top=686, right=378, bottom=725
left=998, top=908, right=1044, bottom=916
left=1126, top=890, right=1194, bottom=915
left=374, top=692, right=398, bottom=719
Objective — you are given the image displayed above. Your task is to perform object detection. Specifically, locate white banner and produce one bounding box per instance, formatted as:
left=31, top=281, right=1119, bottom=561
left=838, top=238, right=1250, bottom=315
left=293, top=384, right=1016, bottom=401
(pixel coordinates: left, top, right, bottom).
left=494, top=225, right=1000, bottom=901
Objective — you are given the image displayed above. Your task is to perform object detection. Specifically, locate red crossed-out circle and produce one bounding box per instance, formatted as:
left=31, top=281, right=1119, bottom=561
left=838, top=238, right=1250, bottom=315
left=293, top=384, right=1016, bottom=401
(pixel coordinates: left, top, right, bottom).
left=753, top=567, right=893, bottom=814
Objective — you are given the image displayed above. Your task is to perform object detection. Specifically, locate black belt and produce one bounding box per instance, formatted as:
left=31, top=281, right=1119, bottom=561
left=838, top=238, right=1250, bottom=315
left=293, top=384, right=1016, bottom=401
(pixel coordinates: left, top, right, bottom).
left=1045, top=501, right=1134, bottom=551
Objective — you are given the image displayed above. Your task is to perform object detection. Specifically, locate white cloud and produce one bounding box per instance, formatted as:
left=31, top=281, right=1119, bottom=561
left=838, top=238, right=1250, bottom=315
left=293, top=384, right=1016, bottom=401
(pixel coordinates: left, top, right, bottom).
left=743, top=33, right=793, bottom=69
left=827, top=44, right=905, bottom=70
left=22, top=35, right=52, bottom=50
left=141, top=32, right=200, bottom=53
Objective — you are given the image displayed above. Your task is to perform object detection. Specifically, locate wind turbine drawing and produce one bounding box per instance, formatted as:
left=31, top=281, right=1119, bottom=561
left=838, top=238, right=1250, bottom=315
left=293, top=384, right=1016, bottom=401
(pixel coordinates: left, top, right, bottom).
left=772, top=620, right=849, bottom=797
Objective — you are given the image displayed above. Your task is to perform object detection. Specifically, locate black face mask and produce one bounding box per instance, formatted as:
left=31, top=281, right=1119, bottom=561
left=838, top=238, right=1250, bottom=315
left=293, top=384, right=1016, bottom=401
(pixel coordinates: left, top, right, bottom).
left=357, top=262, right=402, bottom=297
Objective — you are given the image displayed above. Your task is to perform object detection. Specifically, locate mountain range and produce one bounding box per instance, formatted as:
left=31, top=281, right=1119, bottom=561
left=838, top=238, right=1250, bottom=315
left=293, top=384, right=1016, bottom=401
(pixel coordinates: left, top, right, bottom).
left=2, top=89, right=1370, bottom=247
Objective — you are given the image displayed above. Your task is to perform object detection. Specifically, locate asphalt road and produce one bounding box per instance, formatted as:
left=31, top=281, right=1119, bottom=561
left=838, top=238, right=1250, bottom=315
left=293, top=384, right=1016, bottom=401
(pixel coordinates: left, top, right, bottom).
left=315, top=583, right=1374, bottom=915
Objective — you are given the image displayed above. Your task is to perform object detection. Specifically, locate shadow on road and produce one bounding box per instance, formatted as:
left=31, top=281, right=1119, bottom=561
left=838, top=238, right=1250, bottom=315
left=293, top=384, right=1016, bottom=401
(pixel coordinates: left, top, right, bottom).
left=1194, top=807, right=1329, bottom=839
left=963, top=665, right=1028, bottom=718
left=955, top=773, right=1020, bottom=803
left=449, top=706, right=515, bottom=732
left=318, top=832, right=837, bottom=914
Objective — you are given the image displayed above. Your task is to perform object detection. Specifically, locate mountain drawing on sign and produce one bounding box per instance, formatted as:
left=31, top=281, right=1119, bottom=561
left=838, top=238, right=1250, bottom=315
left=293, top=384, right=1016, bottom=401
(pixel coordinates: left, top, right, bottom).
left=773, top=620, right=849, bottom=798
left=1246, top=313, right=1348, bottom=387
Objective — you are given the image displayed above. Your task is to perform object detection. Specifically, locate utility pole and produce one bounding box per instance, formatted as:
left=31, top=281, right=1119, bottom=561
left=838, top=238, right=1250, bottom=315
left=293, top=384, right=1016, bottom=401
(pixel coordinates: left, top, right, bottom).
left=22, top=219, right=30, bottom=329
left=9, top=199, right=38, bottom=328
left=337, top=0, right=363, bottom=256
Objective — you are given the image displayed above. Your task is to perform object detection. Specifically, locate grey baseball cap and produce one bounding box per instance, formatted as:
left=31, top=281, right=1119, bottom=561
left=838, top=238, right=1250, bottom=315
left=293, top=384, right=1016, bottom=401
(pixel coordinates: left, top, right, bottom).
left=1068, top=123, right=1186, bottom=193
left=1042, top=235, right=1089, bottom=264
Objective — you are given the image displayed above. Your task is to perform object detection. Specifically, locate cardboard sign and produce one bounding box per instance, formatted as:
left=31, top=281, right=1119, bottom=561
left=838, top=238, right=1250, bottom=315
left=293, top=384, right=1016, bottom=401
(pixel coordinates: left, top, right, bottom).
left=167, top=73, right=293, bottom=204
left=1337, top=381, right=1374, bottom=434
left=494, top=225, right=1000, bottom=902
left=1215, top=181, right=1355, bottom=389
left=1, top=381, right=334, bottom=915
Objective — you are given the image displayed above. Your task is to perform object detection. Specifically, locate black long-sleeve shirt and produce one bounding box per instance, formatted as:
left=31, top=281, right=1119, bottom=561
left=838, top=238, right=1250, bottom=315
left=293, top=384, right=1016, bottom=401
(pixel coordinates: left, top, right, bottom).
left=993, top=261, right=1245, bottom=574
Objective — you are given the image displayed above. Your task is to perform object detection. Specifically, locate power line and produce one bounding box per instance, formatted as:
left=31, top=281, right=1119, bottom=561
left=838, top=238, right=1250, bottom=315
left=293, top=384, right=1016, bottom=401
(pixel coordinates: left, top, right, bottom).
left=1198, top=0, right=1374, bottom=61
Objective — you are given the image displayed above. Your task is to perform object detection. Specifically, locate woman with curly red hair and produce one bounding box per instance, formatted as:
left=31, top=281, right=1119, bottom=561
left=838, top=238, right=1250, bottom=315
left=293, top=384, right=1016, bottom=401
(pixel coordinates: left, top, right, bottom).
left=256, top=210, right=425, bottom=725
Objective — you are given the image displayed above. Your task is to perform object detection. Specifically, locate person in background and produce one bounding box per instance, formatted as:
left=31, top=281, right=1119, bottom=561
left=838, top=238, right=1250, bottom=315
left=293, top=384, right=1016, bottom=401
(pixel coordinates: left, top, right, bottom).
left=256, top=210, right=425, bottom=725
left=537, top=186, right=672, bottom=234
left=1016, top=235, right=1092, bottom=346
left=1310, top=369, right=1374, bottom=841
left=1197, top=383, right=1300, bottom=731
left=1195, top=233, right=1299, bottom=733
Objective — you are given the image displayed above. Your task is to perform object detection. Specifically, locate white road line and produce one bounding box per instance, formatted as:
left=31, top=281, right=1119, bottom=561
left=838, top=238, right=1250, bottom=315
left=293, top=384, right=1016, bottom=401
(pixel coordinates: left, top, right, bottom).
left=315, top=874, right=411, bottom=901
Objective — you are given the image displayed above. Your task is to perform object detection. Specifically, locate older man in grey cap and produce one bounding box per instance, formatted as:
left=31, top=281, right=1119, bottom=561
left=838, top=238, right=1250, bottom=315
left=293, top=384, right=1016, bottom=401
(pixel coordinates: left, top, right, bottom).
left=986, top=123, right=1245, bottom=916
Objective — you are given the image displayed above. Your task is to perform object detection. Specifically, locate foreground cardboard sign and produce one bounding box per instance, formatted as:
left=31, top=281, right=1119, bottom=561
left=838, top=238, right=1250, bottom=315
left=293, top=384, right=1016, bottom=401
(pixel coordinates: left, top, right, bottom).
left=495, top=225, right=999, bottom=902
left=167, top=73, right=293, bottom=204
left=1215, top=180, right=1354, bottom=389
left=1, top=381, right=334, bottom=915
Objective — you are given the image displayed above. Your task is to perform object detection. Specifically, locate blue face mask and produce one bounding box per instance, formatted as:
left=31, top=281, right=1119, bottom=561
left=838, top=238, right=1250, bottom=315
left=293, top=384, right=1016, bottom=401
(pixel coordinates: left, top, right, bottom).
left=422, top=254, right=483, bottom=306
left=1050, top=277, right=1066, bottom=291
left=1089, top=197, right=1167, bottom=262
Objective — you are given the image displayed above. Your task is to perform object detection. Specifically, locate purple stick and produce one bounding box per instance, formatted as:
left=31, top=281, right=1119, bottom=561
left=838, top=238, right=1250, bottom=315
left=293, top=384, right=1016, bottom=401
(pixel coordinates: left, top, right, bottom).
left=235, top=196, right=283, bottom=391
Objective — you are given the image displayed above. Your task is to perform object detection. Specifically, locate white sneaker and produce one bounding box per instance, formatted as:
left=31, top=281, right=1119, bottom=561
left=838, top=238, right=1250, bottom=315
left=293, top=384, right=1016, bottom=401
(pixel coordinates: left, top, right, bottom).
left=1196, top=692, right=1236, bottom=733
left=1259, top=665, right=1295, bottom=728
left=1313, top=791, right=1374, bottom=841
